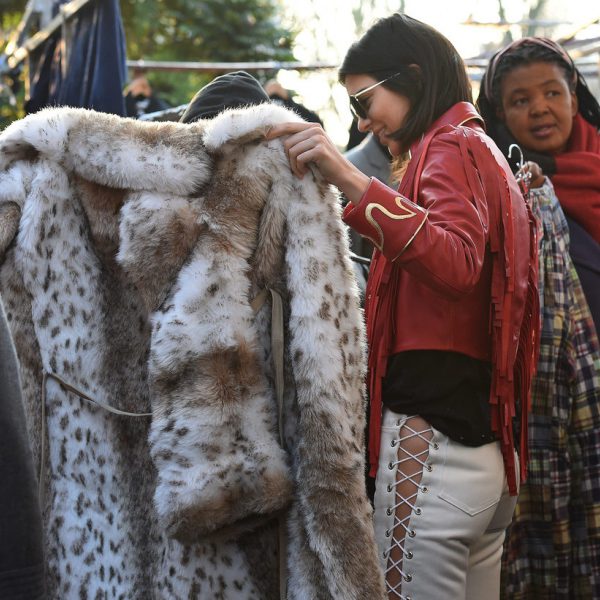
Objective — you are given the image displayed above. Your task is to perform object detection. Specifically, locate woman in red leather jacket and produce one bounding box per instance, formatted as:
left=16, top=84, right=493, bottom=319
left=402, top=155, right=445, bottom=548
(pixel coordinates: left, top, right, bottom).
left=268, top=14, right=538, bottom=600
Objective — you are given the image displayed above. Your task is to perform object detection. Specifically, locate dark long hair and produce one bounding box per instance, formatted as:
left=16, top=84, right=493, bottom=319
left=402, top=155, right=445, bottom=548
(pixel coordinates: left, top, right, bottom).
left=339, top=14, right=472, bottom=151
left=477, top=37, right=600, bottom=170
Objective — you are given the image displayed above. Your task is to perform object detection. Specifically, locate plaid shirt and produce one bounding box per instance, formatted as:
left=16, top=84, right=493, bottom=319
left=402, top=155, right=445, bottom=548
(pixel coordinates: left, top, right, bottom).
left=501, top=180, right=600, bottom=599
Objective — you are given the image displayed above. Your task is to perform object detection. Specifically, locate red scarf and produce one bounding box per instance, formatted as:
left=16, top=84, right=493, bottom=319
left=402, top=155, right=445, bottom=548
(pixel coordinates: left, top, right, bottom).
left=552, top=114, right=600, bottom=243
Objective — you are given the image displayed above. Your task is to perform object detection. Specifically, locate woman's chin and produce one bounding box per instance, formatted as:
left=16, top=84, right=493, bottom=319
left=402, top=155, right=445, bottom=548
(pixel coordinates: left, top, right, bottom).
left=385, top=141, right=402, bottom=158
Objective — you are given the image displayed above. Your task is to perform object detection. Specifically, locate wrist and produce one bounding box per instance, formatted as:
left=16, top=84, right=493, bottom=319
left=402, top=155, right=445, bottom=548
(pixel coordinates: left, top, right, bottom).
left=335, top=168, right=370, bottom=206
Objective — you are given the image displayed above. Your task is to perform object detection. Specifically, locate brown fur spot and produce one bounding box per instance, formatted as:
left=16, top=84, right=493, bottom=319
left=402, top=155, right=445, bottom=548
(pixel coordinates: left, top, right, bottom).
left=318, top=301, right=331, bottom=320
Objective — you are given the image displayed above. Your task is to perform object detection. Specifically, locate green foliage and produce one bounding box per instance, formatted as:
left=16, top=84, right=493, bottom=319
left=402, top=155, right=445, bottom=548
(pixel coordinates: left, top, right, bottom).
left=0, top=0, right=24, bottom=22
left=0, top=0, right=296, bottom=122
left=0, top=84, right=22, bottom=129
left=1, top=5, right=26, bottom=126
left=121, top=0, right=296, bottom=106
left=122, top=0, right=295, bottom=61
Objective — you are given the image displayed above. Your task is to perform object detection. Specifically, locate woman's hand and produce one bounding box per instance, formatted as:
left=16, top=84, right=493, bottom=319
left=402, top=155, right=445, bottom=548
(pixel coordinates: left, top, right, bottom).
left=265, top=122, right=344, bottom=181
left=265, top=121, right=370, bottom=205
left=517, top=160, right=545, bottom=189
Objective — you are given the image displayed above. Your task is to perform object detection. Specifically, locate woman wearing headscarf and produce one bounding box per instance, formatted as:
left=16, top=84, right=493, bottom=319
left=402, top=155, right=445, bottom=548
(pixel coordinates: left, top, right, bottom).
left=478, top=37, right=600, bottom=333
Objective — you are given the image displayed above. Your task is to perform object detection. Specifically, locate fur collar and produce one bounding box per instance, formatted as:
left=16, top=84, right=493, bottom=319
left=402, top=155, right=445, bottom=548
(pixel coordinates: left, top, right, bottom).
left=203, top=102, right=302, bottom=151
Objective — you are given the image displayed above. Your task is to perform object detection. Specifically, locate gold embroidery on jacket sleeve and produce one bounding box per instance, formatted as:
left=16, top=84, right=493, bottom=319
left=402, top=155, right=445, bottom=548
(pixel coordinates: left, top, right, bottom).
left=365, top=196, right=420, bottom=252
left=391, top=210, right=429, bottom=261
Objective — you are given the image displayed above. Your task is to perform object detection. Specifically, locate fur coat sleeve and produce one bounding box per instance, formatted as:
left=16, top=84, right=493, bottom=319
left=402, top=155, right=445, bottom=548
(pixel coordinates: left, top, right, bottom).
left=0, top=104, right=385, bottom=599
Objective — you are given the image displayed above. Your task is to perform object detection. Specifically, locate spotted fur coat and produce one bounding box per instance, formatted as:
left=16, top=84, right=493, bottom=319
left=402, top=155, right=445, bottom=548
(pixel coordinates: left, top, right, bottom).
left=0, top=104, right=385, bottom=599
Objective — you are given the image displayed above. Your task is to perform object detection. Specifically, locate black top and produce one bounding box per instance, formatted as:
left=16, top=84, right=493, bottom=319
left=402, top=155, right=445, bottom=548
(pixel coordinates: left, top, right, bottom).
left=381, top=350, right=496, bottom=446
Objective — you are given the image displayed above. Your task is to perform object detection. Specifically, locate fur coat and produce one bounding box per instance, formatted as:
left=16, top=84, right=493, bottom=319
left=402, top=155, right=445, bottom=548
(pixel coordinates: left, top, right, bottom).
left=0, top=104, right=385, bottom=599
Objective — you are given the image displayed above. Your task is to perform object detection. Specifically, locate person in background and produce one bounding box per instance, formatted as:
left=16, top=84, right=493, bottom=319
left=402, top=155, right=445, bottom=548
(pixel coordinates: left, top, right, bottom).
left=124, top=73, right=170, bottom=119
left=478, top=37, right=600, bottom=600
left=477, top=37, right=600, bottom=334
left=344, top=133, right=392, bottom=302
left=267, top=13, right=539, bottom=600
left=264, top=79, right=323, bottom=126
left=345, top=132, right=393, bottom=188
left=179, top=70, right=269, bottom=124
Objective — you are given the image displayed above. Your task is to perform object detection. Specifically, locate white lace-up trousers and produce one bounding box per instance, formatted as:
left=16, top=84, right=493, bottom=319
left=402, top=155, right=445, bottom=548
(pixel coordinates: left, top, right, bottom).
left=373, top=410, right=518, bottom=600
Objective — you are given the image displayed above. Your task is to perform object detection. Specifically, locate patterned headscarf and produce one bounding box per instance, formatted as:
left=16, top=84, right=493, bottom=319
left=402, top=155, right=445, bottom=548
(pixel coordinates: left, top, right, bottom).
left=481, top=37, right=575, bottom=105
left=477, top=37, right=600, bottom=244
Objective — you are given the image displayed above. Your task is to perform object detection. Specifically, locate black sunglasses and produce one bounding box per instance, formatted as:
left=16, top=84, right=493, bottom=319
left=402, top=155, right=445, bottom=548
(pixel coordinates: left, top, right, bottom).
left=349, top=73, right=403, bottom=120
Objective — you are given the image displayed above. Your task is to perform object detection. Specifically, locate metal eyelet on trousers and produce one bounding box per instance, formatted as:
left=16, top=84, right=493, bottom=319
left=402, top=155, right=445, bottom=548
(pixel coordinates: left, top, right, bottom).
left=383, top=550, right=388, bottom=558
left=406, top=597, right=412, bottom=600
left=433, top=443, right=439, bottom=450
left=404, top=574, right=412, bottom=582
left=426, top=465, right=433, bottom=472
left=386, top=507, right=393, bottom=516
left=385, top=529, right=391, bottom=538
left=391, top=439, right=397, bottom=447
left=408, top=530, right=416, bottom=538
left=414, top=508, right=422, bottom=516
left=421, top=486, right=428, bottom=493
left=388, top=461, right=394, bottom=470
left=405, top=551, right=413, bottom=559
left=387, top=484, right=393, bottom=493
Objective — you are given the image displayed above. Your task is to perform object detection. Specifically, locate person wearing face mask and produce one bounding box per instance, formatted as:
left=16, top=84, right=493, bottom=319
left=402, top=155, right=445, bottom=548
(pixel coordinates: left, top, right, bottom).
left=267, top=13, right=539, bottom=600
left=478, top=38, right=600, bottom=600
left=124, top=74, right=170, bottom=119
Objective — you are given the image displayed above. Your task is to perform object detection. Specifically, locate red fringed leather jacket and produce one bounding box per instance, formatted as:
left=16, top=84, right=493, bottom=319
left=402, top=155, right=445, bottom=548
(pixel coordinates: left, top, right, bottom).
left=344, top=102, right=539, bottom=495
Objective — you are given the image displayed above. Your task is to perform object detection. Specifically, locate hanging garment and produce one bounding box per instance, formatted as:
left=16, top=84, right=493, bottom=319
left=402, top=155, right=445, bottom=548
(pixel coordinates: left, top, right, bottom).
left=501, top=179, right=600, bottom=600
left=0, top=104, right=385, bottom=600
left=0, top=295, right=46, bottom=600
left=26, top=0, right=127, bottom=115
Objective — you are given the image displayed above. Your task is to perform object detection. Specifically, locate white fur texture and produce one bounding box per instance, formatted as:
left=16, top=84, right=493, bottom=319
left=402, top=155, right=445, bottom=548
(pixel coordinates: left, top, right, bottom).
left=202, top=102, right=302, bottom=151
left=0, top=107, right=212, bottom=195
left=0, top=104, right=385, bottom=599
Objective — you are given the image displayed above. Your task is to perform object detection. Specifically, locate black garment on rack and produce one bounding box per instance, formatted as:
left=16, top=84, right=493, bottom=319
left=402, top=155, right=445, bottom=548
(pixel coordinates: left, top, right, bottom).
left=0, top=297, right=46, bottom=600
left=26, top=0, right=126, bottom=116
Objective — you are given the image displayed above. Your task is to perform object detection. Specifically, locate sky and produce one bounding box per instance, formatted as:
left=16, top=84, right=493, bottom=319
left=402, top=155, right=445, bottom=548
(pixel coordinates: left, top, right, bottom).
left=284, top=0, right=599, bottom=61
left=278, top=0, right=600, bottom=145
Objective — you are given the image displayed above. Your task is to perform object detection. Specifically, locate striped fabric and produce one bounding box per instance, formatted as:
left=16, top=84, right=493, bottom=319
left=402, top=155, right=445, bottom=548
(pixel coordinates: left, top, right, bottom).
left=501, top=180, right=600, bottom=599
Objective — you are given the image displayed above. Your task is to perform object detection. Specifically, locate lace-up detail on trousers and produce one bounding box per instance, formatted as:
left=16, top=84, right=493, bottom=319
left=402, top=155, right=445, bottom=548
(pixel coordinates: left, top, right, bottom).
left=373, top=409, right=517, bottom=600
left=374, top=414, right=435, bottom=600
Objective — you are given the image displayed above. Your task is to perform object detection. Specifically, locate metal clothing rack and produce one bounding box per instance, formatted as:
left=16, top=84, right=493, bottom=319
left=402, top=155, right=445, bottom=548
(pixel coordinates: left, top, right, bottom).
left=126, top=59, right=338, bottom=74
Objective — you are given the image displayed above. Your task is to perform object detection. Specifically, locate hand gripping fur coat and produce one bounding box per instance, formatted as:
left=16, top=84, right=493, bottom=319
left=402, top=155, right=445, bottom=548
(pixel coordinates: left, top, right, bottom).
left=0, top=104, right=385, bottom=599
